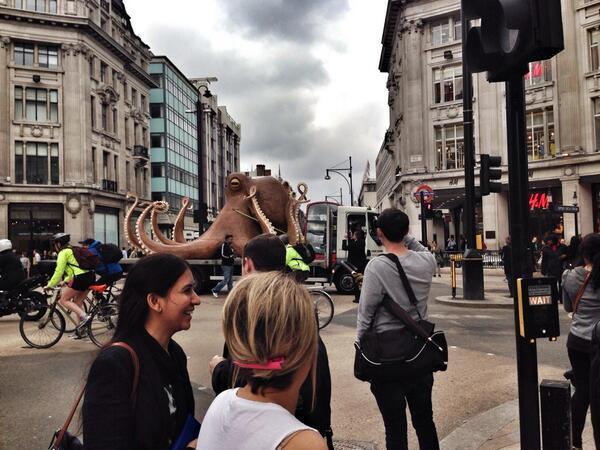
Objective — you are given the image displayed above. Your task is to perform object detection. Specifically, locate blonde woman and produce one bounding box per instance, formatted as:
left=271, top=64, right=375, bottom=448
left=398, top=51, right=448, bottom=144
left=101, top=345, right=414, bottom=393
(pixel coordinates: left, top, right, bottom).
left=198, top=272, right=327, bottom=450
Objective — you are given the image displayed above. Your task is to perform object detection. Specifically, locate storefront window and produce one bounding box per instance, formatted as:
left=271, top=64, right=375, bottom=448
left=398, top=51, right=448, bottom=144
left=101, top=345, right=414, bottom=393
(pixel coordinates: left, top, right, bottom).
left=94, top=208, right=120, bottom=245
left=8, top=203, right=64, bottom=254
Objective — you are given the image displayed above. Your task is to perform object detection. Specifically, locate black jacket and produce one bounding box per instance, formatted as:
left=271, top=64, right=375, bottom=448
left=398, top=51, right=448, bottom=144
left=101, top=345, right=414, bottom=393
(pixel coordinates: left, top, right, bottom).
left=82, top=330, right=195, bottom=450
left=0, top=251, right=26, bottom=290
left=220, top=242, right=235, bottom=266
left=347, top=239, right=368, bottom=273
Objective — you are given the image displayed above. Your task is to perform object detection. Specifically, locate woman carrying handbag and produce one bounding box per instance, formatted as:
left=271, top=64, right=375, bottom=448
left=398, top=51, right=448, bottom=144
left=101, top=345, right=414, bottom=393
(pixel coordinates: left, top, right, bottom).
left=82, top=254, right=200, bottom=450
left=563, top=233, right=600, bottom=450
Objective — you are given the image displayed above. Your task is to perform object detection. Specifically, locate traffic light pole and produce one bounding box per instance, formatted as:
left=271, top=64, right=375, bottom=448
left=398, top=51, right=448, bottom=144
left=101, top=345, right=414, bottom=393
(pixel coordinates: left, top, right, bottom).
left=420, top=191, right=428, bottom=246
left=461, top=6, right=485, bottom=300
left=506, top=73, right=540, bottom=450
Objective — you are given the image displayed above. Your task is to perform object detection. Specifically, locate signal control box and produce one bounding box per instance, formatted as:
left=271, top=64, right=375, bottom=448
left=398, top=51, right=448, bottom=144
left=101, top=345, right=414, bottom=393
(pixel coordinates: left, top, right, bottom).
left=517, top=277, right=560, bottom=340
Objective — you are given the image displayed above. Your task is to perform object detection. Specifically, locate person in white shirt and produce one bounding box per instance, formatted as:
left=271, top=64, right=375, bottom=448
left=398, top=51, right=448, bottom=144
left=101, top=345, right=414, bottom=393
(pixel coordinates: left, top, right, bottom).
left=197, top=271, right=327, bottom=450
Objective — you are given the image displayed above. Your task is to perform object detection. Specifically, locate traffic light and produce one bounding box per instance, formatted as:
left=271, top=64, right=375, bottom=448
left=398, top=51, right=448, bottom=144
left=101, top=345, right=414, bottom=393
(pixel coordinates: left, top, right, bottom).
left=425, top=203, right=434, bottom=219
left=480, top=154, right=502, bottom=196
left=463, top=0, right=564, bottom=82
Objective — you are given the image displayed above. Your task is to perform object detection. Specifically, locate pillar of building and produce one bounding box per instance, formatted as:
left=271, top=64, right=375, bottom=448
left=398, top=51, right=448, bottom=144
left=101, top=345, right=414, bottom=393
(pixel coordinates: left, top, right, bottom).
left=482, top=192, right=509, bottom=250
left=61, top=46, right=87, bottom=184
left=0, top=37, right=11, bottom=182
left=578, top=181, right=594, bottom=236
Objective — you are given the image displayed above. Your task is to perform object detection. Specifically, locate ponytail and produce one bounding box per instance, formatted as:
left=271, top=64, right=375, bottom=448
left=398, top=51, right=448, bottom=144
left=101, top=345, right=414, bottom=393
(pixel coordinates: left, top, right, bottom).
left=580, top=234, right=600, bottom=291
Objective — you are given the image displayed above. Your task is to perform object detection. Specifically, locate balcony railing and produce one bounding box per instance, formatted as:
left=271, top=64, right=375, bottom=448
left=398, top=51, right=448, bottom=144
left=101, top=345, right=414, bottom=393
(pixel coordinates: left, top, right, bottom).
left=133, top=145, right=149, bottom=159
left=102, top=179, right=118, bottom=192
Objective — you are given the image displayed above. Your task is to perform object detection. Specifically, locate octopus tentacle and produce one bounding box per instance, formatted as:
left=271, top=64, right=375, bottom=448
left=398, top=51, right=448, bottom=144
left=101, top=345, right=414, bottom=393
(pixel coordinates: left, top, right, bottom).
left=172, top=197, right=191, bottom=243
left=125, top=194, right=146, bottom=251
left=151, top=201, right=179, bottom=245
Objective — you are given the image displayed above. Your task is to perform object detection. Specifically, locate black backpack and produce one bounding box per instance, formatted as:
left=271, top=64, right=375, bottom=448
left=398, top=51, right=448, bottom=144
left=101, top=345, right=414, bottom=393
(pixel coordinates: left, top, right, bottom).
left=294, top=243, right=316, bottom=264
left=70, top=246, right=100, bottom=270
left=98, top=243, right=123, bottom=264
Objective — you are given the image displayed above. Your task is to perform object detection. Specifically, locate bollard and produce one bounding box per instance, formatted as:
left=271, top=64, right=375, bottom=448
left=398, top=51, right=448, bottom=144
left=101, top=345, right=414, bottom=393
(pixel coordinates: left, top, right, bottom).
left=540, top=379, right=571, bottom=450
left=450, top=258, right=456, bottom=298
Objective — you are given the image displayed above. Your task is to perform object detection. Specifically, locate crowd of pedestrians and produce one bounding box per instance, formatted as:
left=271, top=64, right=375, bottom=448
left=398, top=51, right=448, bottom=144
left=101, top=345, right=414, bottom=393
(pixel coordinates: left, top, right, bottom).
left=39, top=206, right=600, bottom=450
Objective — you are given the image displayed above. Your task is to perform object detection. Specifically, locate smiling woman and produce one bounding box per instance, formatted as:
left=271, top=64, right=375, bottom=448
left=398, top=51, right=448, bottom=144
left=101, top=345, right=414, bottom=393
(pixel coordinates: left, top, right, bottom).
left=82, top=254, right=200, bottom=450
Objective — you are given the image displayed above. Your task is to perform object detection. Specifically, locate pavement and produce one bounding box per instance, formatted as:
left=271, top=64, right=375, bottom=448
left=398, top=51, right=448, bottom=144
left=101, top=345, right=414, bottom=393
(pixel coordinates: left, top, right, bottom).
left=0, top=275, right=580, bottom=450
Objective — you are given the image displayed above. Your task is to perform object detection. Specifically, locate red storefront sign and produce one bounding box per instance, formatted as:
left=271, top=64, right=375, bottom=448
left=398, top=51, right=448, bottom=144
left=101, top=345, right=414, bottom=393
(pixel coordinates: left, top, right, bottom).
left=529, top=192, right=550, bottom=210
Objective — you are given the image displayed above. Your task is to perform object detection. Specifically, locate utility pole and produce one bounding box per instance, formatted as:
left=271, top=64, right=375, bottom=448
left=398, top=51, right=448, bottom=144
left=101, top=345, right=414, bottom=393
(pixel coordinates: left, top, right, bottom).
left=461, top=4, right=485, bottom=300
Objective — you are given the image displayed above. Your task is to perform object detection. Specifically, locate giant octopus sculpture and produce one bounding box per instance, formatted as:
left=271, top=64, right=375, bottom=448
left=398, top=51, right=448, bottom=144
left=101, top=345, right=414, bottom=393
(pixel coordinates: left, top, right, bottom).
left=124, top=173, right=309, bottom=259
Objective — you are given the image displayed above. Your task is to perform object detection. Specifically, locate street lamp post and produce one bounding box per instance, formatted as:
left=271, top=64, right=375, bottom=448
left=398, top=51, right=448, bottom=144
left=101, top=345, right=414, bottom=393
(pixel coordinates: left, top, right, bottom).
left=325, top=188, right=343, bottom=205
left=324, top=157, right=353, bottom=205
left=186, top=82, right=214, bottom=234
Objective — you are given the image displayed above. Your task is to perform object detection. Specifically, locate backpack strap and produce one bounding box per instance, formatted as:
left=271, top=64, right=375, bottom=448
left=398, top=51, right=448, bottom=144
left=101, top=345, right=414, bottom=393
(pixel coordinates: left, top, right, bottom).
left=573, top=270, right=592, bottom=314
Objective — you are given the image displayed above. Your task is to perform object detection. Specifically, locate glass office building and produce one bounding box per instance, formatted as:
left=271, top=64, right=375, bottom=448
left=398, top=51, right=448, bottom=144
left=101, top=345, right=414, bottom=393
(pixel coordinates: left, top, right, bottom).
left=149, top=56, right=199, bottom=237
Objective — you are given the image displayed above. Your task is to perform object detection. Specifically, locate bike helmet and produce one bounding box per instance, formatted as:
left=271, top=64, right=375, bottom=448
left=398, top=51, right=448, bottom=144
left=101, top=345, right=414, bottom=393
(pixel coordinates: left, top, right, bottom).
left=52, top=233, right=70, bottom=246
left=0, top=239, right=12, bottom=253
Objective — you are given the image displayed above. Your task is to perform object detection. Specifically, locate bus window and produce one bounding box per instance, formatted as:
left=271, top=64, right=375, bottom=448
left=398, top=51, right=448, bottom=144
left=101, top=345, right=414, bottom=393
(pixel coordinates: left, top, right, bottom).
left=367, top=212, right=380, bottom=245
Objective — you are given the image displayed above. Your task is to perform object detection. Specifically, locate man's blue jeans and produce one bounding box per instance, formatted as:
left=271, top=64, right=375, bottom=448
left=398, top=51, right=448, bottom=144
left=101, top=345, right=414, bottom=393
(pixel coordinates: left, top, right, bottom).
left=213, top=265, right=234, bottom=294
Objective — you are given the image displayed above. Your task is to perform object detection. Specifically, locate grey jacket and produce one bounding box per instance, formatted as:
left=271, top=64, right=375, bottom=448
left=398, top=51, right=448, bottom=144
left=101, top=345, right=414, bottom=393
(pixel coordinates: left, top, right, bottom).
left=356, top=235, right=435, bottom=340
left=563, top=266, right=600, bottom=341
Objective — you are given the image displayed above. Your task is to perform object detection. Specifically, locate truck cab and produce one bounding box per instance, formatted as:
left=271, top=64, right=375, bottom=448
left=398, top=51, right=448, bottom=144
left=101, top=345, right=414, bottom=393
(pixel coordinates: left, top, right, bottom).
left=304, top=202, right=382, bottom=293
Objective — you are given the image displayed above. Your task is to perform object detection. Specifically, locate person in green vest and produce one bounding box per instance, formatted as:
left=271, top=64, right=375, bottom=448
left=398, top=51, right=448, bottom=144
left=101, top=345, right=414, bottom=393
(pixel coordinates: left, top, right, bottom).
left=281, top=234, right=310, bottom=283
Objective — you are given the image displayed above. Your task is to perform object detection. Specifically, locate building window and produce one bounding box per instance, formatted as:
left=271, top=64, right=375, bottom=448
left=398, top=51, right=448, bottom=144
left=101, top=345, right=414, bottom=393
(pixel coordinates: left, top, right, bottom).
left=431, top=16, right=461, bottom=46
left=15, top=87, right=58, bottom=122
left=435, top=124, right=464, bottom=170
left=112, top=108, right=118, bottom=134
left=15, top=141, right=59, bottom=185
left=433, top=66, right=463, bottom=103
left=100, top=62, right=108, bottom=83
left=90, top=96, right=96, bottom=128
left=102, top=151, right=109, bottom=180
left=594, top=98, right=600, bottom=151
left=89, top=56, right=95, bottom=78
left=38, top=45, right=59, bottom=68
left=126, top=161, right=130, bottom=190
left=141, top=94, right=147, bottom=113
left=92, top=147, right=97, bottom=183
left=14, top=43, right=34, bottom=66
left=591, top=29, right=600, bottom=71
left=524, top=60, right=552, bottom=86
left=101, top=103, right=108, bottom=131
left=150, top=73, right=163, bottom=88
left=94, top=208, right=119, bottom=245
left=131, top=88, right=138, bottom=107
left=124, top=117, right=130, bottom=147
left=151, top=133, right=164, bottom=148
left=150, top=104, right=163, bottom=118
left=526, top=109, right=555, bottom=160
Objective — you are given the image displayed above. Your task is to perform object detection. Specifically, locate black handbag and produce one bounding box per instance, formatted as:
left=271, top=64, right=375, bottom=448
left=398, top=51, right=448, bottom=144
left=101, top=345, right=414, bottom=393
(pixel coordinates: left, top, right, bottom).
left=354, top=253, right=448, bottom=382
left=47, top=342, right=140, bottom=450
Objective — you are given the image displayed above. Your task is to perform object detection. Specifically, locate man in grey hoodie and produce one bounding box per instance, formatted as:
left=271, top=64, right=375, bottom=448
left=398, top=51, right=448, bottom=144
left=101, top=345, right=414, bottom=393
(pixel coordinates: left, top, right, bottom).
left=356, top=208, right=439, bottom=450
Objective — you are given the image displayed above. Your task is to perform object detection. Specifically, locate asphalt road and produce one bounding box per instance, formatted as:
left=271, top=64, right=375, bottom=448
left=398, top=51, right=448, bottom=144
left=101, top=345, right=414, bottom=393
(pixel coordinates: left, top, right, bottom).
left=0, top=279, right=573, bottom=450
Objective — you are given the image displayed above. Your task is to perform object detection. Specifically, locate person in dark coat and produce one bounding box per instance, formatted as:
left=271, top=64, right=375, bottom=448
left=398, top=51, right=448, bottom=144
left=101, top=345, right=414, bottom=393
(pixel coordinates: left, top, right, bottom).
left=542, top=235, right=568, bottom=295
left=501, top=236, right=513, bottom=296
left=348, top=229, right=368, bottom=303
left=83, top=254, right=199, bottom=450
left=0, top=239, right=26, bottom=291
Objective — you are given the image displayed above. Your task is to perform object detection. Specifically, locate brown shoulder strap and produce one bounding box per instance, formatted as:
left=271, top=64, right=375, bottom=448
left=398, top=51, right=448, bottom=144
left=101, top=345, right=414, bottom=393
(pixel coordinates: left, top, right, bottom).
left=573, top=271, right=592, bottom=314
left=51, top=342, right=140, bottom=450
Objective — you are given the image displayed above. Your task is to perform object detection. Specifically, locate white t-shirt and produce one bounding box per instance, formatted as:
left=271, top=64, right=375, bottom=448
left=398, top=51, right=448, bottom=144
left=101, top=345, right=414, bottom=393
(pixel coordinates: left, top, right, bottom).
left=197, top=388, right=315, bottom=450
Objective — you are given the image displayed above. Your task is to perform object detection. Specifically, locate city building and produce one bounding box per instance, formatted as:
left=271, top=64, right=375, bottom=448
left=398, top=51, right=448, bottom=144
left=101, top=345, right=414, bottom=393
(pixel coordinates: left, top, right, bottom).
left=148, top=56, right=199, bottom=240
left=377, top=0, right=600, bottom=249
left=358, top=161, right=377, bottom=208
left=244, top=164, right=273, bottom=178
left=0, top=0, right=154, bottom=252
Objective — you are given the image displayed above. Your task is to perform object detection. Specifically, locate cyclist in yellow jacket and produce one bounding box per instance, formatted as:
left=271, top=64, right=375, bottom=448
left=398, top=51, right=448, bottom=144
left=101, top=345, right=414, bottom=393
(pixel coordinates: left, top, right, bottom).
left=281, top=234, right=310, bottom=283
left=45, top=233, right=95, bottom=332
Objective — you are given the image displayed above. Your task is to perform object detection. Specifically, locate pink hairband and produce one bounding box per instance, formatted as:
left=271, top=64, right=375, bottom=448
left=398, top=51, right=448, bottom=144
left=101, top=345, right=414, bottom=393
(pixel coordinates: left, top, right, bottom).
left=233, top=356, right=285, bottom=370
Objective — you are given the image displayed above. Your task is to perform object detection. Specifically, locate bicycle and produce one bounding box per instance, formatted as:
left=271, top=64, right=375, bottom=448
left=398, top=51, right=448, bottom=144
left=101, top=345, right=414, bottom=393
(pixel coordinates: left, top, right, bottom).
left=19, top=283, right=119, bottom=349
left=307, top=286, right=334, bottom=330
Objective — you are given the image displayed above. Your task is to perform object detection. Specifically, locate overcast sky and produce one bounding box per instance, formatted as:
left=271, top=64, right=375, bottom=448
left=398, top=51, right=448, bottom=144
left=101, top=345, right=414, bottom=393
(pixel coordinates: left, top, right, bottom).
left=125, top=0, right=389, bottom=205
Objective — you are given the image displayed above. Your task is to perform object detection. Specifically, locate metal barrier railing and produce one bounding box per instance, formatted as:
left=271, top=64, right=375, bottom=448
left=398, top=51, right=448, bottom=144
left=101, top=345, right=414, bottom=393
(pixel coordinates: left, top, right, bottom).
left=441, top=250, right=504, bottom=269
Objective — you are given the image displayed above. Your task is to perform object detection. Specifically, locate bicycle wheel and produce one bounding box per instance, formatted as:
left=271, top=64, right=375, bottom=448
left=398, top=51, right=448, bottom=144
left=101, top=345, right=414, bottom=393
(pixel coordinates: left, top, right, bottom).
left=87, top=303, right=119, bottom=348
left=19, top=306, right=65, bottom=349
left=17, top=291, right=48, bottom=321
left=312, top=290, right=334, bottom=330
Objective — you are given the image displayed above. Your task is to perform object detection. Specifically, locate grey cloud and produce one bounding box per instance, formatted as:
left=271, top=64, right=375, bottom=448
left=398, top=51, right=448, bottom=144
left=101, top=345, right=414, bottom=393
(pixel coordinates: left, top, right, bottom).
left=221, top=0, right=350, bottom=43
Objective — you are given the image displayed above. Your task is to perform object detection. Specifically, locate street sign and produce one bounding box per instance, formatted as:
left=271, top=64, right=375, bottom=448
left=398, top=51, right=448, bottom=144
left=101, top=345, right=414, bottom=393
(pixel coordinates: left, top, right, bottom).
left=554, top=205, right=579, bottom=214
left=414, top=184, right=434, bottom=204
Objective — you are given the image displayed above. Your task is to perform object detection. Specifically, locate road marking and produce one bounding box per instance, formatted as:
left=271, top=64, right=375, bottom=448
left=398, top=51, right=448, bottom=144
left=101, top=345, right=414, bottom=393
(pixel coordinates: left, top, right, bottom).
left=429, top=314, right=497, bottom=320
left=486, top=353, right=495, bottom=356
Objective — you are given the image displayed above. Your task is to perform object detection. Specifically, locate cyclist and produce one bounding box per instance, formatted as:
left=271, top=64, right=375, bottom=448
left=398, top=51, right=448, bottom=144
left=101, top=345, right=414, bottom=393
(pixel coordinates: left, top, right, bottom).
left=44, top=233, right=96, bottom=333
left=281, top=234, right=310, bottom=283
left=0, top=239, right=26, bottom=291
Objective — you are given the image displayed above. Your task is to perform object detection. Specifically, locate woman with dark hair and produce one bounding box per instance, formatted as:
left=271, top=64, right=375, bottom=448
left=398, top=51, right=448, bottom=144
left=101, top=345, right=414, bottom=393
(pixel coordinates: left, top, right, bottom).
left=563, top=233, right=600, bottom=450
left=566, top=235, right=583, bottom=270
left=82, top=253, right=200, bottom=450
